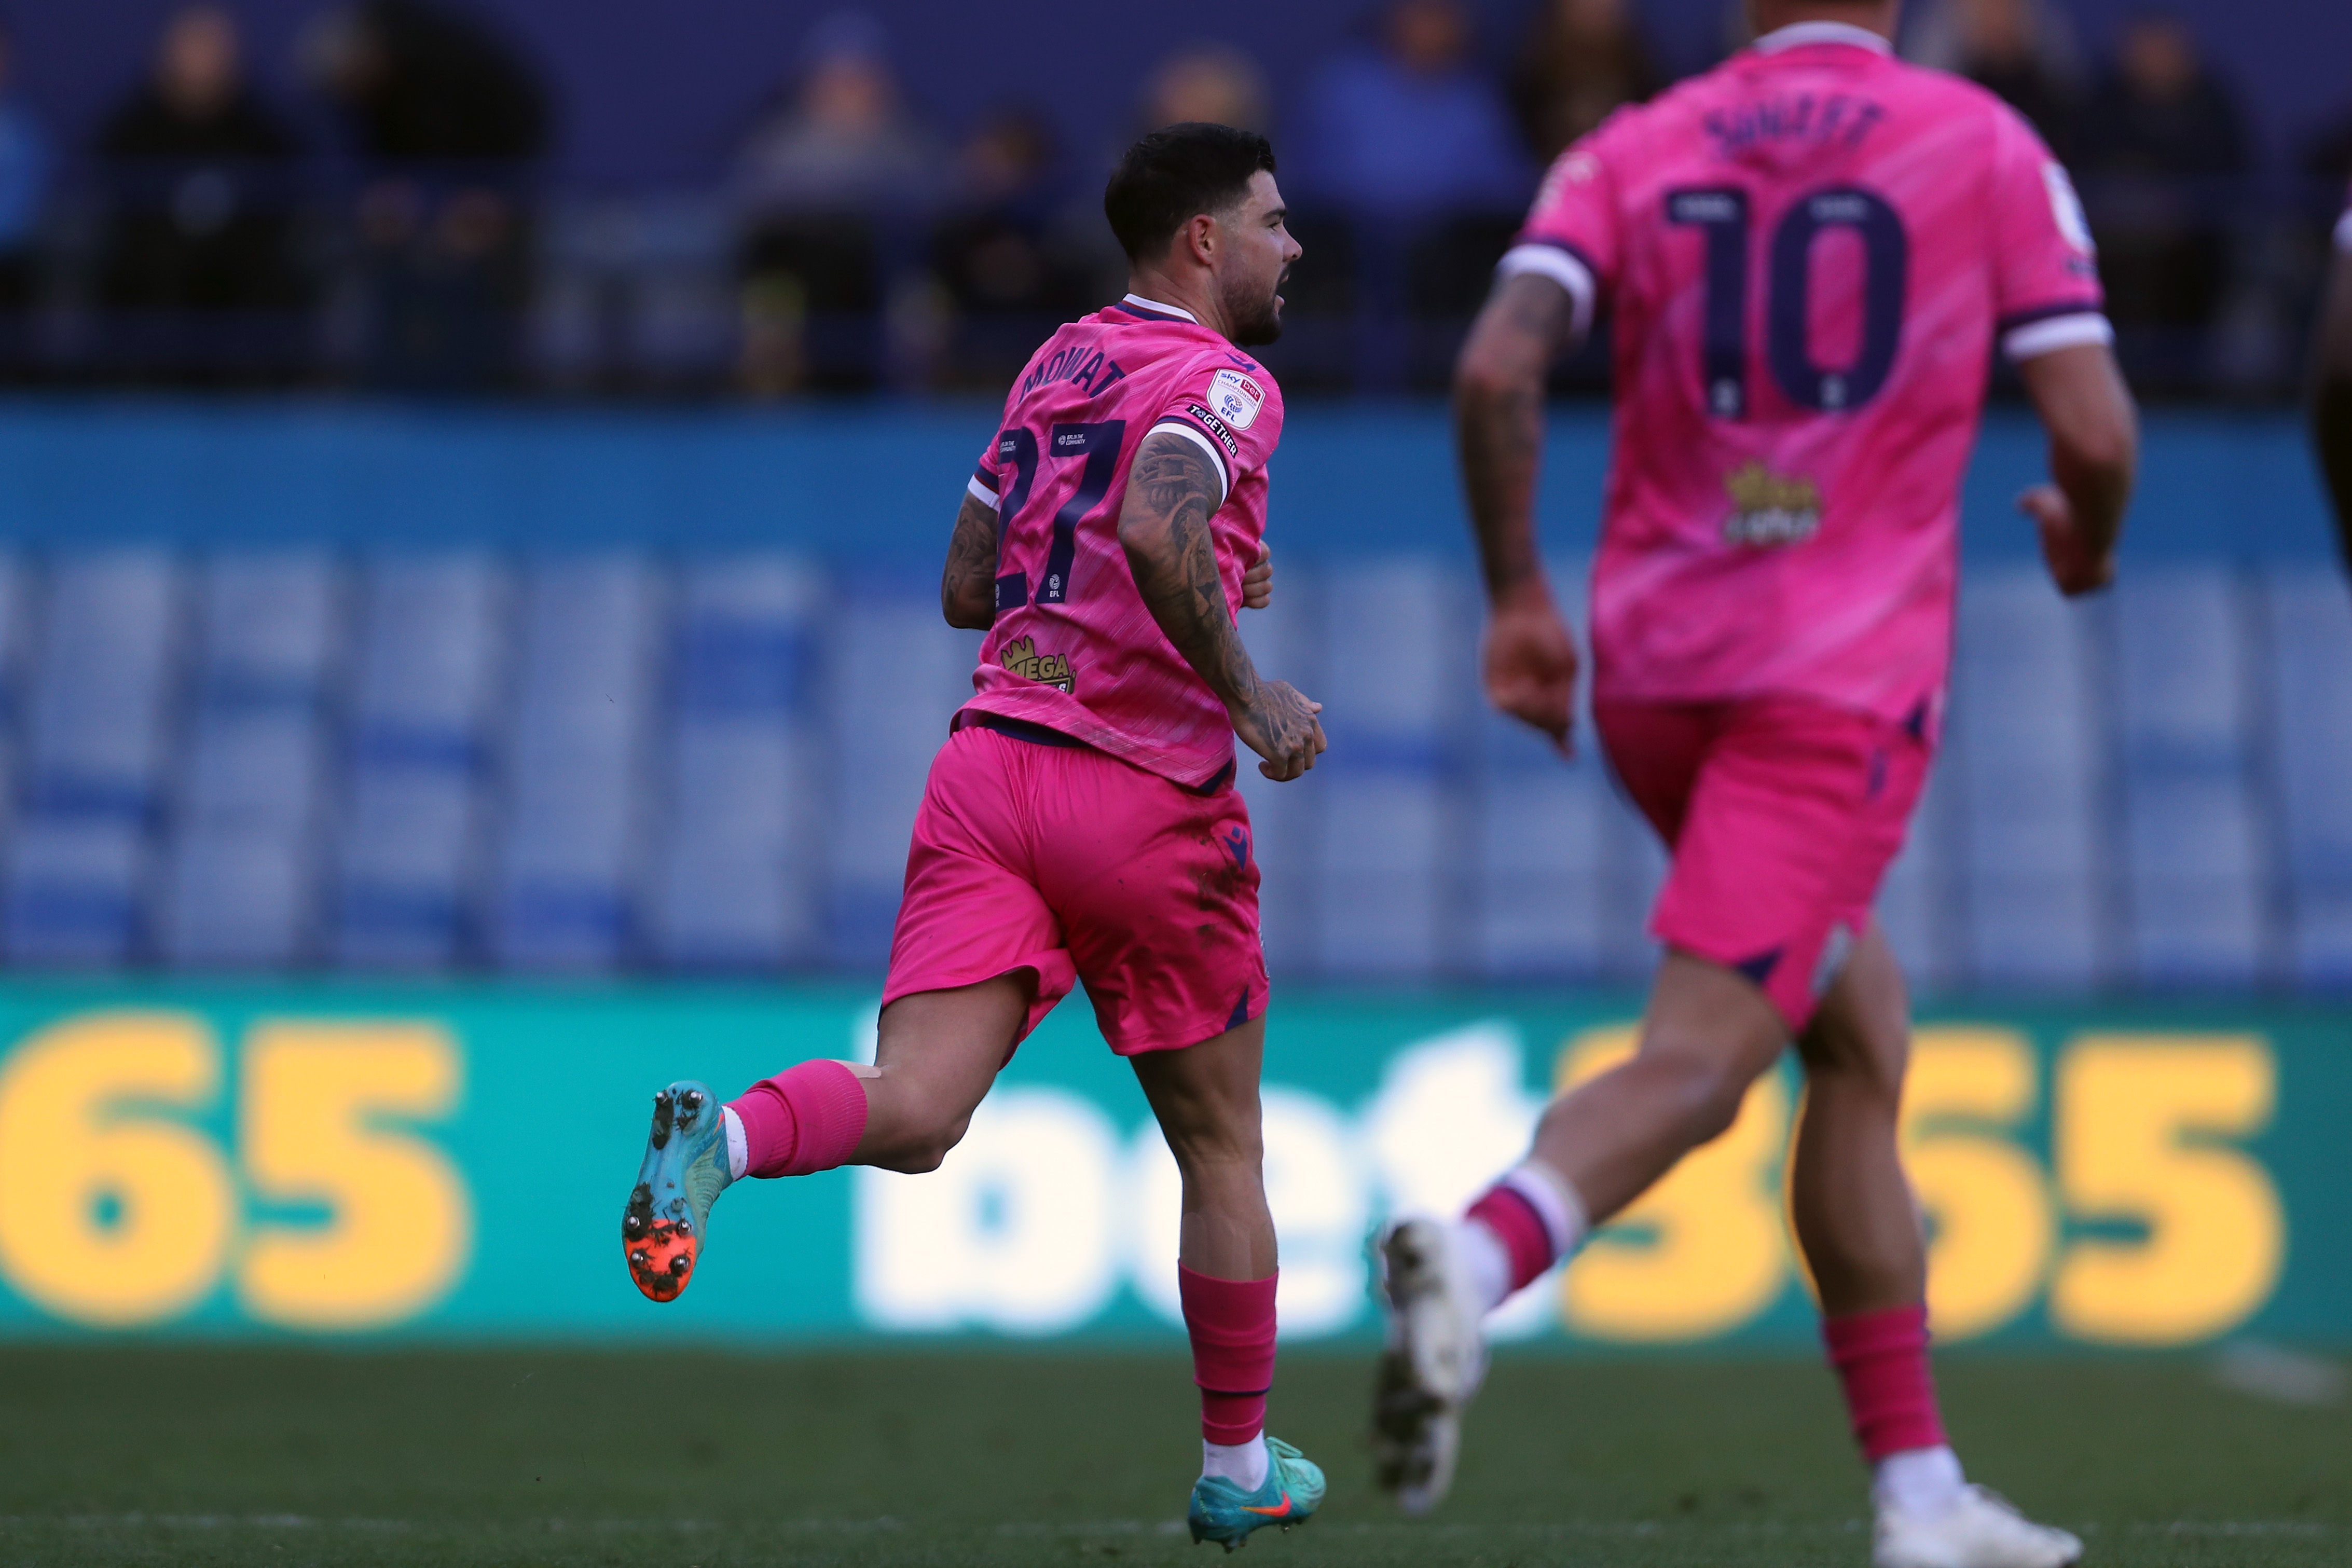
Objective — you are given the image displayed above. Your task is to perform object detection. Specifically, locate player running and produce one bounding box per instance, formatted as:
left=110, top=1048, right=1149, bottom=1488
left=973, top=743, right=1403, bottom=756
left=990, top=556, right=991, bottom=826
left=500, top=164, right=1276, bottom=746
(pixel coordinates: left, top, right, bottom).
left=621, top=122, right=1328, bottom=1551
left=2310, top=181, right=2352, bottom=555
left=1376, top=5, right=2137, bottom=1566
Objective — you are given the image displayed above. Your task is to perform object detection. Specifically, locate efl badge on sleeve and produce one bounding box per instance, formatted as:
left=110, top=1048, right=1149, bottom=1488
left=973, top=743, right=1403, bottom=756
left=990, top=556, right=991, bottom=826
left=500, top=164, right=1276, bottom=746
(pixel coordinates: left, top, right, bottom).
left=1205, top=368, right=1265, bottom=431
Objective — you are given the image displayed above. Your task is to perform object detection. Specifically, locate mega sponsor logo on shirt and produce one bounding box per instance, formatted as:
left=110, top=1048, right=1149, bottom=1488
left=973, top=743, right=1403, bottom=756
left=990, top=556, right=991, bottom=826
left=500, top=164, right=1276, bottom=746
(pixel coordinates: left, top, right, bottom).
left=1205, top=368, right=1264, bottom=431
left=1000, top=637, right=1075, bottom=693
left=1722, top=462, right=1823, bottom=547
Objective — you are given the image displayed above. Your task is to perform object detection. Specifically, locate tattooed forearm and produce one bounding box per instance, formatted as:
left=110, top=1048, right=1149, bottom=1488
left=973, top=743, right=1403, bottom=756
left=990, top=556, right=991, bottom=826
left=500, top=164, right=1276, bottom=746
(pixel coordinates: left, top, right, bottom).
left=1455, top=272, right=1577, bottom=603
left=940, top=491, right=1000, bottom=629
left=1118, top=432, right=1259, bottom=712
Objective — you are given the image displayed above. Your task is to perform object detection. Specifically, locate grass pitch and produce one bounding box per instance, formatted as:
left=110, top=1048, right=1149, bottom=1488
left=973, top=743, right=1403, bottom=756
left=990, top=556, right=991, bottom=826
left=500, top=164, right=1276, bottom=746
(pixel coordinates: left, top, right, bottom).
left=0, top=1344, right=2343, bottom=1566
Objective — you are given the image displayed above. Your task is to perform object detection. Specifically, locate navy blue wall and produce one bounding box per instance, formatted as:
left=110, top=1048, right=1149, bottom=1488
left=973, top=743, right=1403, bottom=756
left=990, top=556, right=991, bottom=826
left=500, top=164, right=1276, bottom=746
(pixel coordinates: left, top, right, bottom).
left=6, top=1, right=2339, bottom=187
left=0, top=401, right=2330, bottom=565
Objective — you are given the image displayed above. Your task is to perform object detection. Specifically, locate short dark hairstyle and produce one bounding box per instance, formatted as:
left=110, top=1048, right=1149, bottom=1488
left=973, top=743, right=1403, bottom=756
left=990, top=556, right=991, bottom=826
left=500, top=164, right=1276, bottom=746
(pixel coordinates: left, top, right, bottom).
left=1103, top=122, right=1277, bottom=264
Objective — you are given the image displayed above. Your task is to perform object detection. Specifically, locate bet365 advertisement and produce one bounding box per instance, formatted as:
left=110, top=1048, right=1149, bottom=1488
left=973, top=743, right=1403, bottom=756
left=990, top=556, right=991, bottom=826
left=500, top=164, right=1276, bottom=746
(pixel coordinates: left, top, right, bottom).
left=0, top=983, right=2342, bottom=1348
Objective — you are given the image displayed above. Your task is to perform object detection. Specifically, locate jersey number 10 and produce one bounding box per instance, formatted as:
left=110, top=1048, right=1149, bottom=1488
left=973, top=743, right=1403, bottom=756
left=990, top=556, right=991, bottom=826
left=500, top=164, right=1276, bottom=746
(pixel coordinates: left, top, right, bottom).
left=1668, top=185, right=1908, bottom=419
left=994, top=420, right=1130, bottom=611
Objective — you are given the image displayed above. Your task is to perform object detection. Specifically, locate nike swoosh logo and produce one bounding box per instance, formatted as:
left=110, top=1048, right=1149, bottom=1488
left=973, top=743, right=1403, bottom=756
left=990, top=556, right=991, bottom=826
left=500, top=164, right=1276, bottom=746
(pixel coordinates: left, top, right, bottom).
left=1240, top=1493, right=1292, bottom=1517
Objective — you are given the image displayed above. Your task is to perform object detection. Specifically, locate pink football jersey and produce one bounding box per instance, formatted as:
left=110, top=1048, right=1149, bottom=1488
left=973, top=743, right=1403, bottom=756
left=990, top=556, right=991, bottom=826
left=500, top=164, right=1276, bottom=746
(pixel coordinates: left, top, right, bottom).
left=1504, top=22, right=2108, bottom=731
left=960, top=294, right=1284, bottom=788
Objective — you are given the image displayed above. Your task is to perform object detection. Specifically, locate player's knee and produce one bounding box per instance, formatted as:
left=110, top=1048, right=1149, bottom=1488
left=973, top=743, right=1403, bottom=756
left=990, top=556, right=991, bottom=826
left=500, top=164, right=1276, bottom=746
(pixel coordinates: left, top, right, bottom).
left=1653, top=1049, right=1755, bottom=1145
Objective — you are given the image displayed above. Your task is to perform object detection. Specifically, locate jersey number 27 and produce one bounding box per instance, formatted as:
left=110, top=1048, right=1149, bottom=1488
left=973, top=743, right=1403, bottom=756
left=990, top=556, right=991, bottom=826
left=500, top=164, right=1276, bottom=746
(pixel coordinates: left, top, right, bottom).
left=1668, top=185, right=1907, bottom=419
left=993, top=420, right=1129, bottom=612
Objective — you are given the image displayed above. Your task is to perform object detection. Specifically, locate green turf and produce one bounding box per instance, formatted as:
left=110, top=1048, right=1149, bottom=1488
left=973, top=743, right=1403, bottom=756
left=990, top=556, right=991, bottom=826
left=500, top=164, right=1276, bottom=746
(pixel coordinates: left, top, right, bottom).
left=0, top=1345, right=2344, bottom=1566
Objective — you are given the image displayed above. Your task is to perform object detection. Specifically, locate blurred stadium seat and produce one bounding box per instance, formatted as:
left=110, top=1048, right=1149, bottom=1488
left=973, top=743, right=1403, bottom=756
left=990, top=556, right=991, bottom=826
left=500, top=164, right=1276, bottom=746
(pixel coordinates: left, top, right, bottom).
left=159, top=553, right=337, bottom=967
left=647, top=556, right=827, bottom=970
left=330, top=555, right=508, bottom=968
left=0, top=544, right=2339, bottom=993
left=5, top=551, right=178, bottom=965
left=1949, top=568, right=2109, bottom=991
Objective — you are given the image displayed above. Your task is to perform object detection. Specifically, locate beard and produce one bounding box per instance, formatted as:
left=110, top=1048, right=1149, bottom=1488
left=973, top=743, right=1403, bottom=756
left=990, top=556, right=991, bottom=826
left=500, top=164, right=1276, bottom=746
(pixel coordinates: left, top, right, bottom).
left=1225, top=268, right=1287, bottom=347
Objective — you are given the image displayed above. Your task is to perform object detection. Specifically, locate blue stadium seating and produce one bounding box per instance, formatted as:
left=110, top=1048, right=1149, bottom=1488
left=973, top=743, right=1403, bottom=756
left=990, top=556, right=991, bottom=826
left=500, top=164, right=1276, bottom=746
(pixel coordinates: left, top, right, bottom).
left=1948, top=568, right=2109, bottom=991
left=0, top=545, right=2339, bottom=992
left=2261, top=568, right=2352, bottom=989
left=647, top=556, right=827, bottom=969
left=329, top=555, right=506, bottom=968
left=2113, top=570, right=2267, bottom=987
left=490, top=556, right=661, bottom=970
left=159, top=554, right=338, bottom=967
left=6, top=552, right=179, bottom=964
left=817, top=577, right=981, bottom=970
left=1309, top=562, right=1471, bottom=979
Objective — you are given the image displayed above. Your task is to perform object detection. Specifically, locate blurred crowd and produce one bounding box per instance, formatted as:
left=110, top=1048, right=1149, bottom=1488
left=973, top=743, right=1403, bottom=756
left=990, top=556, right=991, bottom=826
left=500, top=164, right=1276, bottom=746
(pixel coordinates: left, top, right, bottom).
left=0, top=0, right=2339, bottom=397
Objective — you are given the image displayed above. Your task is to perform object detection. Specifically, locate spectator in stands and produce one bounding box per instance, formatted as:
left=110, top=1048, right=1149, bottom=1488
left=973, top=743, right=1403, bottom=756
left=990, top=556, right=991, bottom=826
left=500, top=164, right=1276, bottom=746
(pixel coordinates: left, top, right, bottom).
left=2074, top=11, right=2248, bottom=340
left=1510, top=0, right=1663, bottom=164
left=1293, top=0, right=1530, bottom=217
left=1905, top=0, right=2078, bottom=154
left=1141, top=45, right=1271, bottom=133
left=95, top=4, right=304, bottom=354
left=734, top=12, right=940, bottom=395
left=932, top=108, right=1093, bottom=386
left=0, top=17, right=46, bottom=322
left=304, top=0, right=551, bottom=389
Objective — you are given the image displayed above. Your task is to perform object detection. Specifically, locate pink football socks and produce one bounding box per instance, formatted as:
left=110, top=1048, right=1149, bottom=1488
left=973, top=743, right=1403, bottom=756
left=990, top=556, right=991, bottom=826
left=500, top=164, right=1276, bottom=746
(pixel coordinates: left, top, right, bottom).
left=1823, top=1304, right=1949, bottom=1460
left=1824, top=1303, right=1966, bottom=1518
left=1179, top=1264, right=1278, bottom=1487
left=1459, top=1160, right=1588, bottom=1313
left=725, top=1060, right=871, bottom=1179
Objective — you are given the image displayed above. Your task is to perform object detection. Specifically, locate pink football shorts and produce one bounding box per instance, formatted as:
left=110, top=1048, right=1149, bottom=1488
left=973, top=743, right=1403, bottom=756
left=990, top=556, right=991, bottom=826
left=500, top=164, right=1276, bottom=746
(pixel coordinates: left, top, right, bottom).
left=1594, top=694, right=1933, bottom=1033
left=882, top=717, right=1268, bottom=1055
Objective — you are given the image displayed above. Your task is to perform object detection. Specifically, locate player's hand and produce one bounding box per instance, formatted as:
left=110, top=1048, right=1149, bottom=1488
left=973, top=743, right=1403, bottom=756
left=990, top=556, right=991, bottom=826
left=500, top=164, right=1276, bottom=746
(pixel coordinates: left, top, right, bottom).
left=1483, top=588, right=1579, bottom=755
left=2020, top=483, right=2115, bottom=597
left=1241, top=541, right=1274, bottom=611
left=1234, top=679, right=1327, bottom=781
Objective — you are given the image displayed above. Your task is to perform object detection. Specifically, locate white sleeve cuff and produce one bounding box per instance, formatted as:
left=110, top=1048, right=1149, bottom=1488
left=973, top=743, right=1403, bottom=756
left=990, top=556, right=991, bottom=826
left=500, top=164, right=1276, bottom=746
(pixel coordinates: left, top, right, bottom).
left=967, top=475, right=999, bottom=508
left=2003, top=312, right=2114, bottom=362
left=1147, top=419, right=1232, bottom=506
left=2335, top=209, right=2352, bottom=252
left=1496, top=243, right=1597, bottom=340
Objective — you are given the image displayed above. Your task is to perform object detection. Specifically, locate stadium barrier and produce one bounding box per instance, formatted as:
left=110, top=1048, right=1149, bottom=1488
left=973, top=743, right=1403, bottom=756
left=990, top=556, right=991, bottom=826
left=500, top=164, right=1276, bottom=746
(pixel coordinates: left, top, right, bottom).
left=0, top=983, right=2340, bottom=1349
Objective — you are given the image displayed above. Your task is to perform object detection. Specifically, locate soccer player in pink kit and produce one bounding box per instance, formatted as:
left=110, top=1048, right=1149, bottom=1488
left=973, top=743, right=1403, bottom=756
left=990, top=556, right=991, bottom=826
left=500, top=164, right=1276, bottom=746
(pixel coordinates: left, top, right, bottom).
left=1375, top=5, right=2138, bottom=1566
left=619, top=123, right=1331, bottom=1550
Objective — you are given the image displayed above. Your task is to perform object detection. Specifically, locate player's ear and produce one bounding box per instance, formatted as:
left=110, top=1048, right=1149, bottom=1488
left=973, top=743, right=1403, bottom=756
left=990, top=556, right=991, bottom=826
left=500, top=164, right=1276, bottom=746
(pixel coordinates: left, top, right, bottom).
left=1184, top=212, right=1218, bottom=270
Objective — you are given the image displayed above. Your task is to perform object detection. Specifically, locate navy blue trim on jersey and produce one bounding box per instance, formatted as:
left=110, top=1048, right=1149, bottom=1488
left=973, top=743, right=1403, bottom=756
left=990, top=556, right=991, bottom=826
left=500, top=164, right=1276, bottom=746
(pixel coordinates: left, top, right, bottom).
left=960, top=711, right=1088, bottom=748
left=1996, top=299, right=2106, bottom=334
left=1106, top=298, right=1193, bottom=324
left=1185, top=758, right=1237, bottom=796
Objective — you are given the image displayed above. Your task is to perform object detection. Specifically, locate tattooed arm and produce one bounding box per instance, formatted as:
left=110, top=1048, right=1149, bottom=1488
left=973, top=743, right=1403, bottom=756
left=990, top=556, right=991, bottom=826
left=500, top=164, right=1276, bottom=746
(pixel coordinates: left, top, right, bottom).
left=1117, top=430, right=1327, bottom=781
left=1454, top=270, right=1585, bottom=752
left=940, top=490, right=1000, bottom=630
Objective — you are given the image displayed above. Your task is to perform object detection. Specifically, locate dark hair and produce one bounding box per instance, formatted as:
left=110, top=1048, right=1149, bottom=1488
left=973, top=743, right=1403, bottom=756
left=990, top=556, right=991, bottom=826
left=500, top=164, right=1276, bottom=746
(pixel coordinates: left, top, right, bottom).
left=1103, top=122, right=1277, bottom=264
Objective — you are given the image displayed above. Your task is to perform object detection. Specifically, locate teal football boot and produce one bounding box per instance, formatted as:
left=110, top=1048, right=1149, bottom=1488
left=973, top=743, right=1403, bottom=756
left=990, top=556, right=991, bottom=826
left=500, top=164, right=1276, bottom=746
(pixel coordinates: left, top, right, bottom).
left=1187, top=1436, right=1325, bottom=1551
left=621, top=1081, right=732, bottom=1302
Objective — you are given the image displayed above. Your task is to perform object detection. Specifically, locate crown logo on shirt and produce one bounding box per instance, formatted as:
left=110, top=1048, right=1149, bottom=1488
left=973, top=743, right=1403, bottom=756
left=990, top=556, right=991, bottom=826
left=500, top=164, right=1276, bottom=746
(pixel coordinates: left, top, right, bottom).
left=1722, top=462, right=1823, bottom=547
left=1001, top=637, right=1076, bottom=694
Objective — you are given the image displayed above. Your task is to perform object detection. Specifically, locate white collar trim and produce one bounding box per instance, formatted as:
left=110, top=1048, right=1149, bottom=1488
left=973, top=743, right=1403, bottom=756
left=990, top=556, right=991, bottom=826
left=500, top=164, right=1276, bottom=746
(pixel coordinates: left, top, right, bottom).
left=1752, top=21, right=1893, bottom=55
left=1122, top=293, right=1199, bottom=322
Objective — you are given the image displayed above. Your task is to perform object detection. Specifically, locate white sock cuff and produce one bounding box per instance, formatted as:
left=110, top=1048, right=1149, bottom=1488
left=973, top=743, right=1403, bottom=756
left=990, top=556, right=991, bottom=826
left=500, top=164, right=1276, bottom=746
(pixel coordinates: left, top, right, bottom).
left=1201, top=1434, right=1270, bottom=1490
left=721, top=1105, right=750, bottom=1181
left=1874, top=1444, right=1965, bottom=1520
left=1500, top=1159, right=1588, bottom=1259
